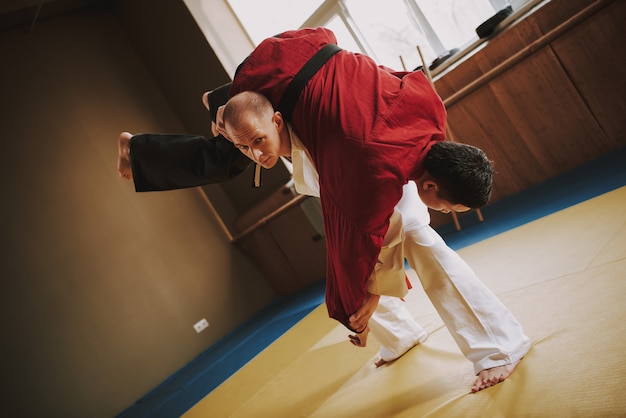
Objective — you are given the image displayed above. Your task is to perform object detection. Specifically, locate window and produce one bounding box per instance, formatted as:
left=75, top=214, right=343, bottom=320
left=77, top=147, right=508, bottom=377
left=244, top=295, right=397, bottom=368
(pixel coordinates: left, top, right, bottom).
left=225, top=0, right=540, bottom=74
left=226, top=0, right=326, bottom=44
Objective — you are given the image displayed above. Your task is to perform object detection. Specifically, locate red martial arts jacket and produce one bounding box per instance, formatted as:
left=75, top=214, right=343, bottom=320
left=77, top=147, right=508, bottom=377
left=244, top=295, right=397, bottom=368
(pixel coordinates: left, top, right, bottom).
left=230, top=27, right=447, bottom=330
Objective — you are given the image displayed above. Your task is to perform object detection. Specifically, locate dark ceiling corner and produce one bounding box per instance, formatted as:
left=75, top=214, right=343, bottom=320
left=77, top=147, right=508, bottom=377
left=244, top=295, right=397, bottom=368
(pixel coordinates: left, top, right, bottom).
left=0, top=0, right=113, bottom=32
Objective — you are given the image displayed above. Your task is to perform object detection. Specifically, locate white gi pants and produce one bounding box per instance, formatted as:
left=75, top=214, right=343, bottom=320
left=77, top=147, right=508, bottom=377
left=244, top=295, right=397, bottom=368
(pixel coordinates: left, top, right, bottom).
left=369, top=182, right=530, bottom=373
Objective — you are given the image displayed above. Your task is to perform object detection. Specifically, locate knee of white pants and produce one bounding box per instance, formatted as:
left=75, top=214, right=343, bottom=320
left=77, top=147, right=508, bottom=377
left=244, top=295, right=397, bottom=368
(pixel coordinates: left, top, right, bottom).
left=402, top=233, right=531, bottom=373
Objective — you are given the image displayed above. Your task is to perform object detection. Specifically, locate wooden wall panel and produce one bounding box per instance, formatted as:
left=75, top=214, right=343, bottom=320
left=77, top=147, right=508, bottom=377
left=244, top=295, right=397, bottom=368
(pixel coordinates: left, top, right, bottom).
left=497, top=52, right=604, bottom=184
left=436, top=56, right=485, bottom=100
left=531, top=0, right=596, bottom=32
left=428, top=0, right=624, bottom=221
left=235, top=202, right=326, bottom=295
left=549, top=0, right=626, bottom=144
left=444, top=52, right=606, bottom=201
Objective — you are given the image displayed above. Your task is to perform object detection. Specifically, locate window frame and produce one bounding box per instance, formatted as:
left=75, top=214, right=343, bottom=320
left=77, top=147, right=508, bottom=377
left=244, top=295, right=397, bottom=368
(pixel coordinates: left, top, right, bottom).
left=184, top=0, right=547, bottom=80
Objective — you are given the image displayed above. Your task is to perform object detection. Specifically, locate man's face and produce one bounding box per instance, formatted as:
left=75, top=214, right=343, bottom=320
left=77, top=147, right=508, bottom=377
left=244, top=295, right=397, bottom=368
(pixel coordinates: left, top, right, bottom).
left=225, top=112, right=285, bottom=169
left=418, top=182, right=471, bottom=214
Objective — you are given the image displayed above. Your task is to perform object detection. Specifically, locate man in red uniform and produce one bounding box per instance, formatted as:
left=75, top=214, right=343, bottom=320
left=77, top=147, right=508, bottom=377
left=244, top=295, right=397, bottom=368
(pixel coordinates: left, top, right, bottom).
left=224, top=27, right=491, bottom=331
left=117, top=27, right=527, bottom=392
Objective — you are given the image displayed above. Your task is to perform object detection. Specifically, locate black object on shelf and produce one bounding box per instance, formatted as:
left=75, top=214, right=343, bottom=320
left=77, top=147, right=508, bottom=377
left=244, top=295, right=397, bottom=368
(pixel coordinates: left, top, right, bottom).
left=476, top=5, right=513, bottom=39
left=429, top=48, right=459, bottom=71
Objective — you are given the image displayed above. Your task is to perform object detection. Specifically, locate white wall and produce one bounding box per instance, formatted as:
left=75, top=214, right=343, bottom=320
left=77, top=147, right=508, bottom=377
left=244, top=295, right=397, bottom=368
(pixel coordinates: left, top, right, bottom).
left=0, top=8, right=276, bottom=417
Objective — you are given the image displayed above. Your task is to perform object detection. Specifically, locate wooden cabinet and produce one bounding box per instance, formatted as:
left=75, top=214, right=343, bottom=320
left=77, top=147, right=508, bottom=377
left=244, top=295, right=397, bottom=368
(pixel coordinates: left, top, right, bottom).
left=429, top=0, right=626, bottom=227
left=233, top=182, right=326, bottom=295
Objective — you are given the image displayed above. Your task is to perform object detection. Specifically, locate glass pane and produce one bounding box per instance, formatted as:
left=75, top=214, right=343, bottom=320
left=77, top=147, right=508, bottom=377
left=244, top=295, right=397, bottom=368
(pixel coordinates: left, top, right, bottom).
left=344, top=0, right=433, bottom=71
left=227, top=0, right=325, bottom=45
left=414, top=0, right=497, bottom=50
left=323, top=15, right=362, bottom=53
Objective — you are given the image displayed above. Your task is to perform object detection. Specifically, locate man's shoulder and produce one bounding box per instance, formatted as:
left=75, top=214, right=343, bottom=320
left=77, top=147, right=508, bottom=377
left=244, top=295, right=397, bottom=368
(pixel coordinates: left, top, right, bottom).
left=276, top=27, right=336, bottom=43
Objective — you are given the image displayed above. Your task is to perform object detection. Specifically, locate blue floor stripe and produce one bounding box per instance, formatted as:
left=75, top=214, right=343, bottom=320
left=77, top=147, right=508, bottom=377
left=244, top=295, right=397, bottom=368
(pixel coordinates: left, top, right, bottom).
left=437, top=146, right=626, bottom=250
left=117, top=281, right=326, bottom=418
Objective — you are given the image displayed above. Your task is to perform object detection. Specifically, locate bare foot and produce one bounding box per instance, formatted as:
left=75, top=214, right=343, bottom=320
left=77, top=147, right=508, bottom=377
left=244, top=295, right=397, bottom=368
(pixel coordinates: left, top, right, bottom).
left=348, top=326, right=370, bottom=348
left=374, top=358, right=389, bottom=368
left=347, top=326, right=391, bottom=368
left=117, top=132, right=133, bottom=180
left=471, top=359, right=522, bottom=392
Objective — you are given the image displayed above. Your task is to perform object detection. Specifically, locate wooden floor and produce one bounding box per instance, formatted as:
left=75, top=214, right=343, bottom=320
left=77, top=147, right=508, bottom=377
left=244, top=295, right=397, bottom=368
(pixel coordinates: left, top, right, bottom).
left=184, top=187, right=626, bottom=418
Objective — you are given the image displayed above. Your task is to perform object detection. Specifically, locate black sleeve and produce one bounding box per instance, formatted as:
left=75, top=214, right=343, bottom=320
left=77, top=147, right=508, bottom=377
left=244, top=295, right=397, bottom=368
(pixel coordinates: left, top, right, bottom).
left=207, top=82, right=232, bottom=123
left=129, top=82, right=255, bottom=192
left=130, top=133, right=251, bottom=192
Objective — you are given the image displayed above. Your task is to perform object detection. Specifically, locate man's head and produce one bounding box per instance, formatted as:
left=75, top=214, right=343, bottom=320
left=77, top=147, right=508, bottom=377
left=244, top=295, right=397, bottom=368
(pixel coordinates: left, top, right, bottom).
left=417, top=141, right=493, bottom=213
left=222, top=91, right=291, bottom=169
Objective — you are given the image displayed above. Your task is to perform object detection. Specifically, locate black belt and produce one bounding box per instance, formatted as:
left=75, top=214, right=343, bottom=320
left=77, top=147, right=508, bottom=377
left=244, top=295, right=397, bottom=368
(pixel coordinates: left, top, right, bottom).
left=278, top=43, right=342, bottom=121
left=252, top=43, right=342, bottom=187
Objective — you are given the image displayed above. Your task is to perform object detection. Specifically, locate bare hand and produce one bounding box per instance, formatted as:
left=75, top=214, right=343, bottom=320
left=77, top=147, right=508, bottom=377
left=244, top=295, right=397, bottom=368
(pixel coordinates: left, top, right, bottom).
left=214, top=105, right=228, bottom=139
left=348, top=326, right=370, bottom=347
left=202, top=92, right=228, bottom=139
left=349, top=293, right=380, bottom=332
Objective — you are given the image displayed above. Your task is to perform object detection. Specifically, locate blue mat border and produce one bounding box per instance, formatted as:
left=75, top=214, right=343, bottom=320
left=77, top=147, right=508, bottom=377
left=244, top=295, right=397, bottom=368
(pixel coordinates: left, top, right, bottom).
left=438, top=146, right=626, bottom=250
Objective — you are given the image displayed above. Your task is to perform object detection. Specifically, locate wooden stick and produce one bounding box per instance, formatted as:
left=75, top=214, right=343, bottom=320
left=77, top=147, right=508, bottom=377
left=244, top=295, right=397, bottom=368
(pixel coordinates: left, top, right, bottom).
left=414, top=47, right=483, bottom=230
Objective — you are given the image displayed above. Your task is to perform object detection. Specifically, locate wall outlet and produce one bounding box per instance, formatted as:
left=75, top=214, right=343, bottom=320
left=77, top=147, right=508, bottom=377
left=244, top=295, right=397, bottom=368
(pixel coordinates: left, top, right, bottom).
left=193, top=318, right=209, bottom=333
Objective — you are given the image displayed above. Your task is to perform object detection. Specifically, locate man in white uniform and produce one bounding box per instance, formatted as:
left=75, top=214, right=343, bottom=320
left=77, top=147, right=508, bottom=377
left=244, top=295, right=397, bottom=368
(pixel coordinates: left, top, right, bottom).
left=234, top=92, right=530, bottom=392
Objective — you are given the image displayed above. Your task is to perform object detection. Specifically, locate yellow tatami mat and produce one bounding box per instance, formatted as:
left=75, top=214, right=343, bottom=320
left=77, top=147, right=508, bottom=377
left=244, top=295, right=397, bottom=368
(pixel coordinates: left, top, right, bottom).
left=185, top=187, right=626, bottom=418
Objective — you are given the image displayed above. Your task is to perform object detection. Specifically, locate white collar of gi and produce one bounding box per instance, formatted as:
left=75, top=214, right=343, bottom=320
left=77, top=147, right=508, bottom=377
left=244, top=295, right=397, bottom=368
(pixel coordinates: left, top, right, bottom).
left=287, top=124, right=320, bottom=198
